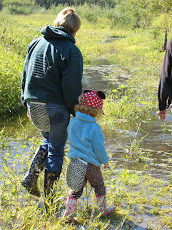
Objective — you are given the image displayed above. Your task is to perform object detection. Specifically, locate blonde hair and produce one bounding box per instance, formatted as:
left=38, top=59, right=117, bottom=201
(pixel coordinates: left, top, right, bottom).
left=74, top=104, right=103, bottom=118
left=54, top=7, right=81, bottom=34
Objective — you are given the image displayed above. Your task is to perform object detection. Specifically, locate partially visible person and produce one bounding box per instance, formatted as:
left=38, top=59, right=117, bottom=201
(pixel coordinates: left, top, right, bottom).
left=157, top=38, right=172, bottom=122
left=63, top=90, right=115, bottom=221
left=21, top=7, right=83, bottom=200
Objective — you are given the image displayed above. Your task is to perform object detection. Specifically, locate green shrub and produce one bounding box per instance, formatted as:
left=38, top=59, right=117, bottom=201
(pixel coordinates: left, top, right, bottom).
left=6, top=5, right=34, bottom=14
left=0, top=47, right=23, bottom=113
left=2, top=0, right=35, bottom=14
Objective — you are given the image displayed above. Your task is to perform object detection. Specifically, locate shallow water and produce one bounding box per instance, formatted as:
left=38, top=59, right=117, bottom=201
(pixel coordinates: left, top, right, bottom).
left=82, top=62, right=131, bottom=93
left=103, top=114, right=172, bottom=182
left=1, top=65, right=172, bottom=173
left=0, top=61, right=172, bottom=229
left=83, top=61, right=172, bottom=181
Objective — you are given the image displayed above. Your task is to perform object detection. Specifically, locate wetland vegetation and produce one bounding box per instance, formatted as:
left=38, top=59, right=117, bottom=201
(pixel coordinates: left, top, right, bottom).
left=0, top=1, right=172, bottom=229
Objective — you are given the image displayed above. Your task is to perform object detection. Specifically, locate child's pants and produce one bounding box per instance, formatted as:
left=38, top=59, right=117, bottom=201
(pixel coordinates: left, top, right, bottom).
left=69, top=163, right=106, bottom=199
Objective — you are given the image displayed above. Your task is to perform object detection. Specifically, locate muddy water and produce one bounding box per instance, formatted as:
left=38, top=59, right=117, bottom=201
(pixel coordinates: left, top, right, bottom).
left=83, top=63, right=172, bottom=229
left=104, top=116, right=172, bottom=181
left=83, top=62, right=172, bottom=181
left=0, top=62, right=171, bottom=180
left=0, top=62, right=172, bottom=229
left=82, top=62, right=132, bottom=94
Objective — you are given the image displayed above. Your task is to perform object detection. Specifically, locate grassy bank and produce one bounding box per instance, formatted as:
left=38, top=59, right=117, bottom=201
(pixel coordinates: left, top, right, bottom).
left=1, top=11, right=172, bottom=120
left=0, top=10, right=172, bottom=229
left=0, top=131, right=171, bottom=229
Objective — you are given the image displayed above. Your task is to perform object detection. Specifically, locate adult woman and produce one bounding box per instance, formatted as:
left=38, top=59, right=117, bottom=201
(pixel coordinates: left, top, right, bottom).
left=21, top=7, right=83, bottom=199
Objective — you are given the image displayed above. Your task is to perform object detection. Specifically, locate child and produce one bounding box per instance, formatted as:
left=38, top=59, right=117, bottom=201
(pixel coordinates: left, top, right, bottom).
left=63, top=90, right=115, bottom=220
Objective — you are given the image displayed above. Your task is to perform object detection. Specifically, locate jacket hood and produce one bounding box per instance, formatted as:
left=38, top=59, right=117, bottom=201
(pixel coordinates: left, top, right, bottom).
left=41, top=25, right=75, bottom=43
left=76, top=111, right=96, bottom=123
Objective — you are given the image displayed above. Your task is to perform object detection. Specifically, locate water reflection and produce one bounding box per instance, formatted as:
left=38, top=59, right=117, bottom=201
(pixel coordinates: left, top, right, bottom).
left=0, top=62, right=171, bottom=230
left=82, top=63, right=132, bottom=93
left=83, top=62, right=171, bottom=182
left=103, top=111, right=172, bottom=181
left=0, top=63, right=171, bottom=182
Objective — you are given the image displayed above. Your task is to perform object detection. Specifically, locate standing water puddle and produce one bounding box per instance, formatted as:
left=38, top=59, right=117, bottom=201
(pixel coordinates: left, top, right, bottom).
left=82, top=62, right=172, bottom=182
left=0, top=61, right=172, bottom=229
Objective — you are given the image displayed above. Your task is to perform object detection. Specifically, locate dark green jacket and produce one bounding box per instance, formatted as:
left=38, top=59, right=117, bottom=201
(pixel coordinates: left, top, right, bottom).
left=158, top=38, right=172, bottom=111
left=21, top=25, right=83, bottom=114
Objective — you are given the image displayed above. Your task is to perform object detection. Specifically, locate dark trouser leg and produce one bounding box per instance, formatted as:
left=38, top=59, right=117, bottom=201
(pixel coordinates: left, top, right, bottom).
left=42, top=103, right=70, bottom=176
left=42, top=104, right=70, bottom=212
left=86, top=163, right=106, bottom=196
left=86, top=163, right=115, bottom=216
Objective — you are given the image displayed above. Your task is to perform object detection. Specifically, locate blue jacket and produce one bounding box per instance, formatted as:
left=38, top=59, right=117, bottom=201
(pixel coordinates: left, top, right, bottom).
left=67, top=111, right=109, bottom=166
left=21, top=25, right=83, bottom=114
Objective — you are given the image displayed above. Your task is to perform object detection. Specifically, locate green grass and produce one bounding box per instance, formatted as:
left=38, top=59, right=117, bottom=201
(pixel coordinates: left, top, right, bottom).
left=0, top=117, right=171, bottom=229
left=0, top=11, right=170, bottom=119
left=0, top=9, right=172, bottom=229
left=0, top=133, right=171, bottom=229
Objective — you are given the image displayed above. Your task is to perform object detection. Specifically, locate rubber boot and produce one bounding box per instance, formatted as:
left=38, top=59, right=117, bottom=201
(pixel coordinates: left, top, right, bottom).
left=63, top=193, right=77, bottom=221
left=44, top=168, right=60, bottom=214
left=96, top=194, right=115, bottom=216
left=21, top=146, right=47, bottom=197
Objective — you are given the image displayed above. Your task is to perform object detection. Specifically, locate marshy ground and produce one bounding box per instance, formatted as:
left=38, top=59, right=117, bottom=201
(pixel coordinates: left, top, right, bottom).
left=0, top=10, right=172, bottom=230
left=0, top=63, right=172, bottom=229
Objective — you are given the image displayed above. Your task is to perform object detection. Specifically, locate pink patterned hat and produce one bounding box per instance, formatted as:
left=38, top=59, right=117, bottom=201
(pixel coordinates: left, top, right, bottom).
left=79, top=90, right=105, bottom=109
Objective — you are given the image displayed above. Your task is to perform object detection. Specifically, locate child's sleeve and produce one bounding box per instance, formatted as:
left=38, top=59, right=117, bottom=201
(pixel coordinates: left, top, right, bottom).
left=91, top=125, right=109, bottom=165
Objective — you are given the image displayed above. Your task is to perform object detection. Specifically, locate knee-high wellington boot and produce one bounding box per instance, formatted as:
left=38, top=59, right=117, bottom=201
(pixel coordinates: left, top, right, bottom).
left=22, top=146, right=47, bottom=197
left=96, top=194, right=115, bottom=216
left=44, top=168, right=61, bottom=213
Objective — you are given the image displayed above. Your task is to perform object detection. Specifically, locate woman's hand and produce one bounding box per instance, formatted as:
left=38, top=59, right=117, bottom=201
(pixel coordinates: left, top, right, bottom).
left=157, top=110, right=166, bottom=122
left=104, top=162, right=109, bottom=169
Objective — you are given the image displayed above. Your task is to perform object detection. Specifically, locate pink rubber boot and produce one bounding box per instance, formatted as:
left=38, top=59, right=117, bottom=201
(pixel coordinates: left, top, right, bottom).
left=63, top=194, right=77, bottom=220
left=96, top=194, right=115, bottom=216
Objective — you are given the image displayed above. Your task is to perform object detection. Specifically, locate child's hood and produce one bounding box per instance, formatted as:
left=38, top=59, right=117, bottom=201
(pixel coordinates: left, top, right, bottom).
left=75, top=111, right=96, bottom=123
